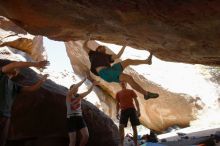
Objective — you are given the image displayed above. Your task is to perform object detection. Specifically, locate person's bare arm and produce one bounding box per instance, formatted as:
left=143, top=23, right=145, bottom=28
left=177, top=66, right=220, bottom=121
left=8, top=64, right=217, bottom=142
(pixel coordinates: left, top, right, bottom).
left=134, top=97, right=141, bottom=117
left=21, top=74, right=48, bottom=92
left=1, top=61, right=49, bottom=73
left=116, top=93, right=121, bottom=120
left=68, top=77, right=87, bottom=96
left=66, top=89, right=73, bottom=102
left=78, top=81, right=99, bottom=98
left=112, top=45, right=126, bottom=60
left=116, top=100, right=120, bottom=120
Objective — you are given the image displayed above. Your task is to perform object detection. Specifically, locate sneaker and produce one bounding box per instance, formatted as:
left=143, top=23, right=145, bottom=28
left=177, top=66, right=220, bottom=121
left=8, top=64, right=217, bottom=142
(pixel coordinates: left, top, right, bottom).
left=144, top=92, right=159, bottom=100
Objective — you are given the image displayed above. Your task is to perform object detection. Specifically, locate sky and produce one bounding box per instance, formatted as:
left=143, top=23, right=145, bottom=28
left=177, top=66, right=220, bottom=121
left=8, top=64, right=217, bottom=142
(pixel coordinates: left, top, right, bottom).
left=43, top=37, right=72, bottom=72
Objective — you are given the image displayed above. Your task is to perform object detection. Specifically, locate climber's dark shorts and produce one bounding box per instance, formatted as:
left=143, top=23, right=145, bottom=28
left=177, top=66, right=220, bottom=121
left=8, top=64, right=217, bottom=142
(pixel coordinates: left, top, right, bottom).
left=98, top=63, right=123, bottom=83
left=67, top=116, right=87, bottom=132
left=120, top=108, right=140, bottom=127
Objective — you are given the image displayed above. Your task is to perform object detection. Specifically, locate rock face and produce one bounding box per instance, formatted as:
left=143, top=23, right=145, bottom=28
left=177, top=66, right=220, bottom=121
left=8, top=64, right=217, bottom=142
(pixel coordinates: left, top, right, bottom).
left=0, top=17, right=46, bottom=61
left=65, top=40, right=199, bottom=132
left=0, top=0, right=220, bottom=65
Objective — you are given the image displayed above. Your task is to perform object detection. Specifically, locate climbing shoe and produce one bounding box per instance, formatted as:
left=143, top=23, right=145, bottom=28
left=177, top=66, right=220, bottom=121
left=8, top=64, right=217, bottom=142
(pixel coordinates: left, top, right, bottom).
left=147, top=52, right=153, bottom=65
left=144, top=92, right=159, bottom=100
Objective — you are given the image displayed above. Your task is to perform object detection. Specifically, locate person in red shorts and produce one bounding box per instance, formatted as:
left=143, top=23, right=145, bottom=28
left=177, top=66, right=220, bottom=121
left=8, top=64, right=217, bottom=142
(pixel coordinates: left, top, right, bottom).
left=116, top=81, right=141, bottom=146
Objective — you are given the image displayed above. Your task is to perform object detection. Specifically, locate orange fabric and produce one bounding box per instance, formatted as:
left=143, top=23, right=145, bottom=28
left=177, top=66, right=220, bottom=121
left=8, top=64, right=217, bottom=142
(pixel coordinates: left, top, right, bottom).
left=116, top=89, right=137, bottom=110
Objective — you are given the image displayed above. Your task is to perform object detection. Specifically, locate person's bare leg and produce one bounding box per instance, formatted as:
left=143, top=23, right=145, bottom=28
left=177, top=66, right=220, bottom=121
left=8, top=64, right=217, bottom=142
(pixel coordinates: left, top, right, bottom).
left=0, top=117, right=10, bottom=146
left=120, top=53, right=152, bottom=69
left=79, top=127, right=89, bottom=146
left=120, top=74, right=147, bottom=95
left=119, top=73, right=159, bottom=100
left=132, top=126, right=138, bottom=146
left=68, top=132, right=76, bottom=146
left=119, top=124, right=125, bottom=146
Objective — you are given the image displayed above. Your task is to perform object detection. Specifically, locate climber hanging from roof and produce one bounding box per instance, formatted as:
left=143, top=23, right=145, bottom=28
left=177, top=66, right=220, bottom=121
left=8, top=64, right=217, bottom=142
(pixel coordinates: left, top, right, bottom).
left=82, top=34, right=159, bottom=100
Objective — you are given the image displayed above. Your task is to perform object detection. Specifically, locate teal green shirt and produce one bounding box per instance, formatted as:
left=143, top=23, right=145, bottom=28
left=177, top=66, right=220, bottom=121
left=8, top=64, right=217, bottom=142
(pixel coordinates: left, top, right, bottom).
left=0, top=71, right=22, bottom=117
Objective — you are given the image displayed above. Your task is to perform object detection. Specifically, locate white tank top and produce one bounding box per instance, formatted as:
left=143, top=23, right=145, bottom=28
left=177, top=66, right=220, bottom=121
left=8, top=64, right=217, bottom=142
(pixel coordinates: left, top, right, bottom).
left=66, top=94, right=82, bottom=118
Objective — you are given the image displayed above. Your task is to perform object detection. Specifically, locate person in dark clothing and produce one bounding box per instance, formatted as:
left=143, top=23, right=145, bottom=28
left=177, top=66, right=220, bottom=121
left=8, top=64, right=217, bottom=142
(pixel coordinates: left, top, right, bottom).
left=0, top=60, right=49, bottom=146
left=83, top=38, right=159, bottom=100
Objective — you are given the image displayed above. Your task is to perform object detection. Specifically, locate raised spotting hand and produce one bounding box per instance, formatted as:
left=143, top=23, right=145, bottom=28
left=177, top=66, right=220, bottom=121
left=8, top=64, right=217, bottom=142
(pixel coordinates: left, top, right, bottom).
left=35, top=60, right=50, bottom=69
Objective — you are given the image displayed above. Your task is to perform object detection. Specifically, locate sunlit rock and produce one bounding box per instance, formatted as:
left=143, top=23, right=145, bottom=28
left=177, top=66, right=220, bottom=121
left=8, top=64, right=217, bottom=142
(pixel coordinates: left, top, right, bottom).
left=0, top=17, right=46, bottom=61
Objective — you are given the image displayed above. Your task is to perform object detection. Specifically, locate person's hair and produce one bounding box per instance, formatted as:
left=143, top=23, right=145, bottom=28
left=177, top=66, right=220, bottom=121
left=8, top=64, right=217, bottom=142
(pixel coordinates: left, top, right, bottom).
left=120, top=81, right=127, bottom=88
left=96, top=45, right=105, bottom=51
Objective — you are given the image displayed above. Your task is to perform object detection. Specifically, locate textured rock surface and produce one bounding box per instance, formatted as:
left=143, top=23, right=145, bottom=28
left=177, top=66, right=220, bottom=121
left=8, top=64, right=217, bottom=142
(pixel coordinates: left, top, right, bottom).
left=0, top=17, right=46, bottom=61
left=0, top=0, right=220, bottom=65
left=0, top=58, right=119, bottom=146
left=65, top=40, right=202, bottom=132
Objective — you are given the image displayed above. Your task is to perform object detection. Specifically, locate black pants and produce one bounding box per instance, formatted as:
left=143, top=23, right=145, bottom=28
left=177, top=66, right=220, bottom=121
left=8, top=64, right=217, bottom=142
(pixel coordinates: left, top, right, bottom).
left=67, top=116, right=87, bottom=133
left=120, top=108, right=140, bottom=127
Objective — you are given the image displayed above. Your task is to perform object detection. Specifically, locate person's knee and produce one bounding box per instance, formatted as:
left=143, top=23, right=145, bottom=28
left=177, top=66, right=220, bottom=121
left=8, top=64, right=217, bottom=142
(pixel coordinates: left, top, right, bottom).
left=120, top=59, right=132, bottom=68
left=69, top=137, right=75, bottom=146
left=82, top=132, right=89, bottom=141
left=120, top=73, right=133, bottom=81
left=132, top=126, right=137, bottom=130
left=121, top=59, right=134, bottom=65
left=68, top=132, right=76, bottom=142
left=124, top=59, right=132, bottom=62
left=132, top=126, right=137, bottom=133
left=69, top=141, right=74, bottom=146
left=69, top=137, right=75, bottom=144
left=119, top=125, right=125, bottom=131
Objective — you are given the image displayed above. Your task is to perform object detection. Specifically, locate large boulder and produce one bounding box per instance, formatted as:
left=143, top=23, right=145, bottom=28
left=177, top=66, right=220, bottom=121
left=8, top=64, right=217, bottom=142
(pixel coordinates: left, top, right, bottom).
left=0, top=0, right=220, bottom=65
